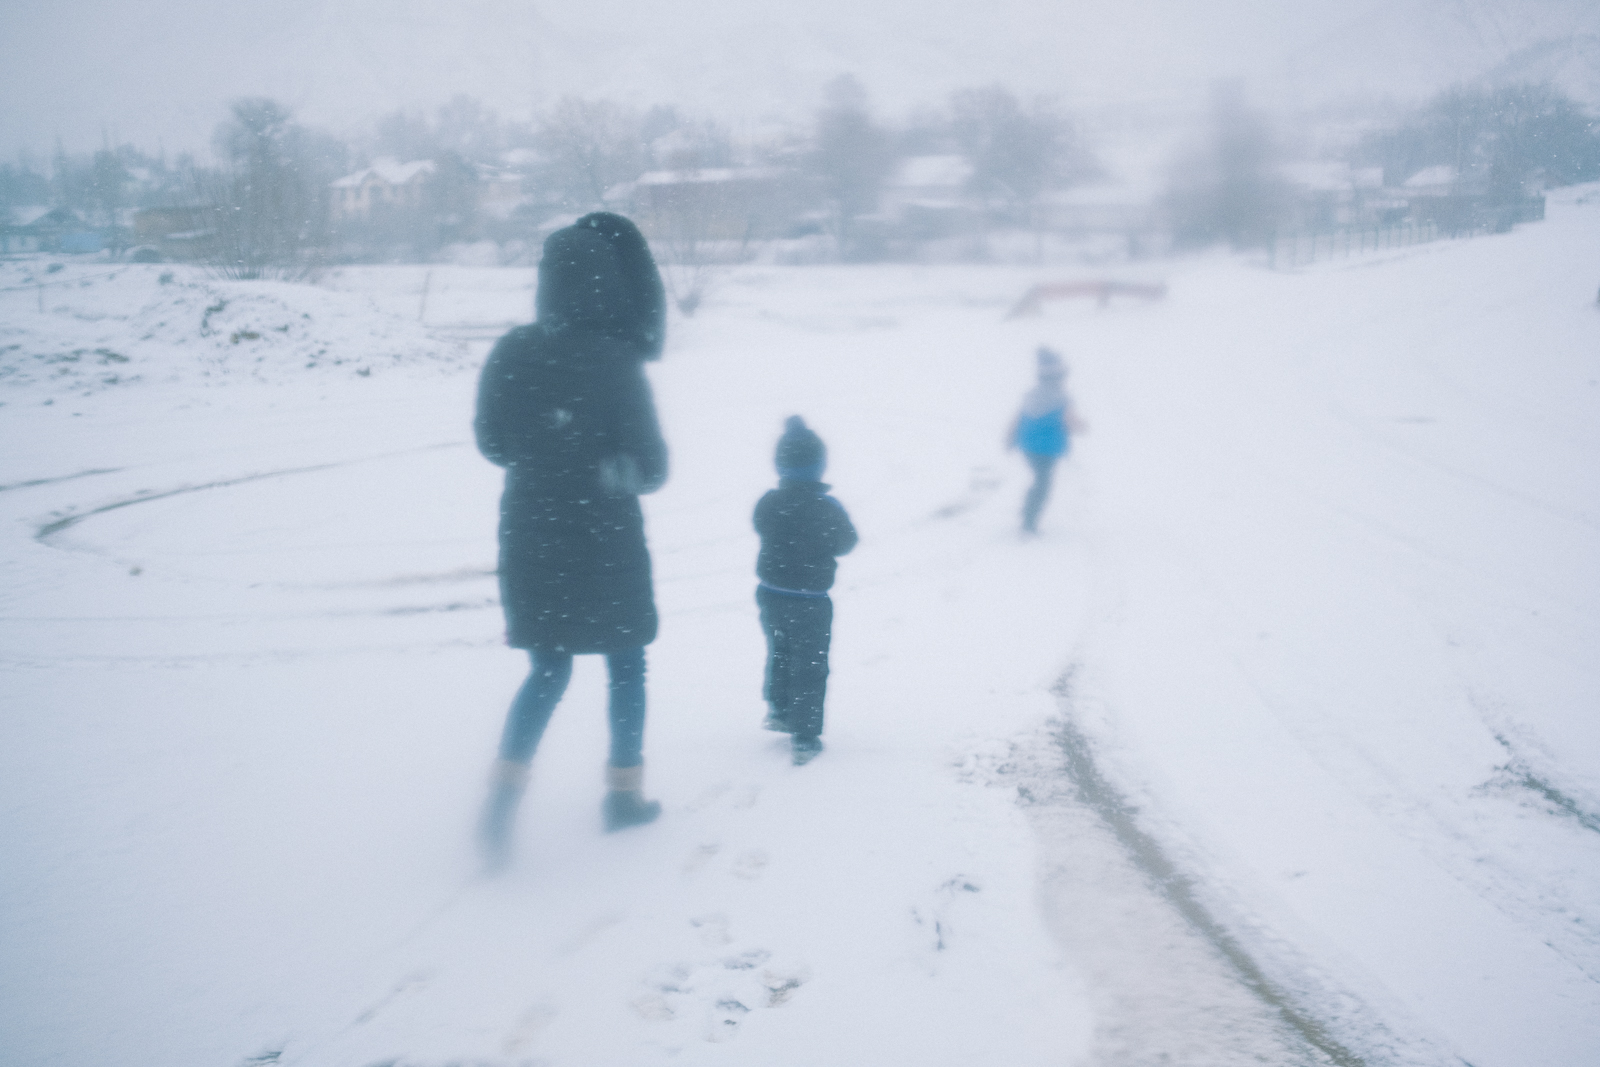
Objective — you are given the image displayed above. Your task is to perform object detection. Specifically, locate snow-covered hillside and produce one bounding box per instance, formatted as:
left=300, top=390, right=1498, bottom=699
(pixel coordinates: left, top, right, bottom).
left=0, top=263, right=470, bottom=394
left=1, top=187, right=1597, bottom=1067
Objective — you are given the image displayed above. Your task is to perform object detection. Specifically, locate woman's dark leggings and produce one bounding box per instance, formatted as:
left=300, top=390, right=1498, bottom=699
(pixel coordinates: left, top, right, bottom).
left=497, top=647, right=647, bottom=768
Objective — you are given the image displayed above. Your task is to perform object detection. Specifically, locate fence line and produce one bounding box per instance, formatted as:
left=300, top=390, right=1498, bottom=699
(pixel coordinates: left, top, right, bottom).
left=1270, top=194, right=1547, bottom=270
left=1268, top=220, right=1440, bottom=270
left=0, top=266, right=131, bottom=294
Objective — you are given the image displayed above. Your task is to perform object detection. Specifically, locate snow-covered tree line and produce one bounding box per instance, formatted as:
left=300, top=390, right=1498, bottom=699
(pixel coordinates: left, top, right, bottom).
left=1166, top=80, right=1600, bottom=250
left=0, top=77, right=1096, bottom=270
left=4, top=77, right=1597, bottom=268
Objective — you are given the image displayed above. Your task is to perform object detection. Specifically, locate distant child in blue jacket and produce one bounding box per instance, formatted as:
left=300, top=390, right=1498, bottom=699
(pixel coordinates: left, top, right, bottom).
left=754, top=417, right=858, bottom=765
left=1007, top=347, right=1083, bottom=534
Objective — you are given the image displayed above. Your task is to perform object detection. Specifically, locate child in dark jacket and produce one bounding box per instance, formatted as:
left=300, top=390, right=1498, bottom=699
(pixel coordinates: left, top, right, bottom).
left=754, top=417, right=858, bottom=765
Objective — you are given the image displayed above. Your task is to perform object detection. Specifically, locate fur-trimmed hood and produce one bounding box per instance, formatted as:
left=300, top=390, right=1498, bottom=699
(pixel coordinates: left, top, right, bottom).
left=535, top=212, right=666, bottom=360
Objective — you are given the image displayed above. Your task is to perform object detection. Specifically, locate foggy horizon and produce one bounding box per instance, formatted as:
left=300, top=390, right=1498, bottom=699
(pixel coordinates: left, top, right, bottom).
left=5, top=0, right=1598, bottom=158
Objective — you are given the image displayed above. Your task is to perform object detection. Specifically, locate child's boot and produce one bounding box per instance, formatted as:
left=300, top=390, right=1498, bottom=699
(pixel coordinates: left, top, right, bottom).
left=603, top=762, right=662, bottom=832
left=478, top=759, right=529, bottom=873
left=763, top=703, right=793, bottom=733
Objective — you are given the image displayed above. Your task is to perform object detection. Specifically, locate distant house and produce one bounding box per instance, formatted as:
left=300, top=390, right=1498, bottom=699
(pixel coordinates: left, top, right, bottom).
left=608, top=167, right=800, bottom=242
left=880, top=155, right=978, bottom=236
left=1, top=205, right=48, bottom=253
left=1400, top=165, right=1459, bottom=197
left=132, top=206, right=218, bottom=259
left=882, top=155, right=973, bottom=212
left=1395, top=164, right=1542, bottom=233
left=1280, top=161, right=1354, bottom=193
left=1, top=206, right=99, bottom=254
left=0, top=229, right=40, bottom=253
left=1039, top=183, right=1158, bottom=235
left=475, top=165, right=527, bottom=220
left=1278, top=162, right=1388, bottom=229
left=330, top=158, right=436, bottom=220
left=134, top=206, right=211, bottom=242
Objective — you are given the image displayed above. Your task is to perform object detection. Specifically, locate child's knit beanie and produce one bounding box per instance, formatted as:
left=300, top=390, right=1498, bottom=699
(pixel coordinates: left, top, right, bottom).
left=776, top=416, right=827, bottom=480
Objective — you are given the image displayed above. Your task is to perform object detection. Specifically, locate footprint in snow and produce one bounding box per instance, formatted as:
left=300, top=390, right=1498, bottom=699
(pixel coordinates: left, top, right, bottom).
left=554, top=912, right=623, bottom=956
left=690, top=913, right=732, bottom=946
left=763, top=967, right=808, bottom=1007
left=682, top=780, right=732, bottom=813
left=682, top=843, right=720, bottom=874
left=722, top=948, right=771, bottom=970
left=731, top=848, right=768, bottom=880
left=706, top=996, right=752, bottom=1041
left=634, top=923, right=810, bottom=1041
left=633, top=961, right=693, bottom=1020
left=632, top=992, right=676, bottom=1022
left=910, top=874, right=984, bottom=952
left=500, top=1001, right=557, bottom=1057
left=931, top=465, right=1003, bottom=519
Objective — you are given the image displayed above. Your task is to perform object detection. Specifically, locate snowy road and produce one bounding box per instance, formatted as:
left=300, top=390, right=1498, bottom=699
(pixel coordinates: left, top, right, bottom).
left=3, top=187, right=1599, bottom=1067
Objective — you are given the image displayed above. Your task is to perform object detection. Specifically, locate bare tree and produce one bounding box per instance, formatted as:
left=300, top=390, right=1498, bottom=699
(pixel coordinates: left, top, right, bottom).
left=423, top=151, right=482, bottom=249
left=0, top=157, right=51, bottom=220
left=644, top=107, right=734, bottom=171
left=90, top=147, right=128, bottom=252
left=1166, top=81, right=1288, bottom=250
left=375, top=95, right=511, bottom=166
left=203, top=99, right=337, bottom=278
left=810, top=75, right=895, bottom=260
left=536, top=98, right=646, bottom=210
left=1357, top=82, right=1600, bottom=198
left=651, top=187, right=756, bottom=316
left=632, top=109, right=751, bottom=314
left=951, top=86, right=1091, bottom=223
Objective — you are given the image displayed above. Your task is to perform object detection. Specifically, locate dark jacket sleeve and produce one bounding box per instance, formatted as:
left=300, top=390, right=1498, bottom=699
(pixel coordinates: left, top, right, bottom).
left=473, top=327, right=533, bottom=468
left=753, top=491, right=775, bottom=538
left=824, top=497, right=858, bottom=556
left=611, top=364, right=668, bottom=494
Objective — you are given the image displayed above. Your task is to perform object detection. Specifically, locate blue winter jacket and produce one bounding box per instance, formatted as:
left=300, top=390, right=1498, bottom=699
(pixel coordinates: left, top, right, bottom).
left=1017, top=408, right=1068, bottom=457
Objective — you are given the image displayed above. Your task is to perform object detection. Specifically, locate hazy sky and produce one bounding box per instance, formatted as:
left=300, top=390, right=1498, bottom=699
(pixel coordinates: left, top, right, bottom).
left=2, top=0, right=1595, bottom=157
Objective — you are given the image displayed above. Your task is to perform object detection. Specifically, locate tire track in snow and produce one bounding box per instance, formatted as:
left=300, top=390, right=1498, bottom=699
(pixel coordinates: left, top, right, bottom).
left=0, top=467, right=123, bottom=493
left=1490, top=734, right=1600, bottom=837
left=1045, top=687, right=1362, bottom=1066
left=1016, top=667, right=1458, bottom=1067
left=31, top=442, right=465, bottom=542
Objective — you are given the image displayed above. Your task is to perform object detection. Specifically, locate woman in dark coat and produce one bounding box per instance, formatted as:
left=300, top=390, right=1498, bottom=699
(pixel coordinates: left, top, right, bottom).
left=474, top=212, right=669, bottom=866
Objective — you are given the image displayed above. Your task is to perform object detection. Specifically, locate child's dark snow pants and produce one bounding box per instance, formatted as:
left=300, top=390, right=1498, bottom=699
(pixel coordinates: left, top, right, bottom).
left=756, top=585, right=833, bottom=739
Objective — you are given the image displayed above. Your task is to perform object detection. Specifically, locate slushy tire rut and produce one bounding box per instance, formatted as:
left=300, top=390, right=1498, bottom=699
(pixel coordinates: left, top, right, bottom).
left=1050, top=668, right=1368, bottom=1067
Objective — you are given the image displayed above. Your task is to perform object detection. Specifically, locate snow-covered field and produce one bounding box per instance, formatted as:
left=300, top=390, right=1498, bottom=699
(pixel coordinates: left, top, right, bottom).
left=2, top=187, right=1598, bottom=1067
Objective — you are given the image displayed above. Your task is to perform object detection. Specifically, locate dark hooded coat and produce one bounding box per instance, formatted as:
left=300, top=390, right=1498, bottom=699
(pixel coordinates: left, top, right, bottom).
left=475, top=213, right=668, bottom=653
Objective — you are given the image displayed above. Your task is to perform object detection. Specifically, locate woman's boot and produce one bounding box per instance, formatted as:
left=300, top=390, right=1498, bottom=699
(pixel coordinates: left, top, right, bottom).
left=602, top=763, right=661, bottom=832
left=791, top=735, right=824, bottom=766
left=478, top=759, right=529, bottom=872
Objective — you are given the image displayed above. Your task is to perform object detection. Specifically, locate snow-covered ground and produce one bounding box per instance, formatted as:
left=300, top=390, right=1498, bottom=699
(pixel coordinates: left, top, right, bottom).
left=2, top=187, right=1598, bottom=1067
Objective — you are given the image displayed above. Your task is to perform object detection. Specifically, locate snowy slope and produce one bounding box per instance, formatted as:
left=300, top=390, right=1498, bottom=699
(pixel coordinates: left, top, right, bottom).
left=3, top=188, right=1599, bottom=1067
left=0, top=262, right=1103, bottom=1067
left=1052, top=187, right=1600, bottom=1065
left=0, top=262, right=470, bottom=394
